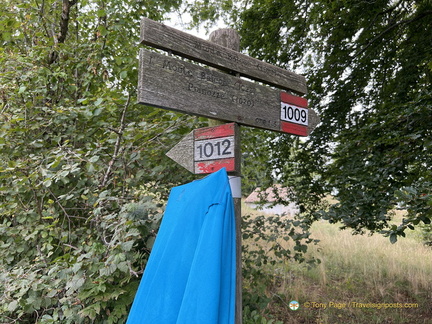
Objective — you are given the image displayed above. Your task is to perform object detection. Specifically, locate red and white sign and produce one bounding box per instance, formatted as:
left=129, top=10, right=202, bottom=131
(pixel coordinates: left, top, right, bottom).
left=280, top=92, right=308, bottom=136
left=166, top=123, right=239, bottom=175
left=194, top=123, right=237, bottom=174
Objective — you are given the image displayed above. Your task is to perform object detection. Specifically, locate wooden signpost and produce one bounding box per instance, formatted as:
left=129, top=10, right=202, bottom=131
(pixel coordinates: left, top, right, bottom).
left=139, top=49, right=319, bottom=136
left=138, top=17, right=319, bottom=324
left=140, top=17, right=307, bottom=95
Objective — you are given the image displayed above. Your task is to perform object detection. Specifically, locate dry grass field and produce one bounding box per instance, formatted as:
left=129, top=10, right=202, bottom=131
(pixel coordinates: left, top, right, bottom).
left=242, top=204, right=432, bottom=324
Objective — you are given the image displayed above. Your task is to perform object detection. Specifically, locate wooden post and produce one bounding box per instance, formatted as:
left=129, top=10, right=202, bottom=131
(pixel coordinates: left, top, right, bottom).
left=207, top=28, right=240, bottom=128
left=231, top=132, right=242, bottom=324
left=208, top=29, right=243, bottom=324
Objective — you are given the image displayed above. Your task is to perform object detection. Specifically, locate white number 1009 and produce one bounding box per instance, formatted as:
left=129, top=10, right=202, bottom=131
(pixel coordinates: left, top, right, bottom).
left=280, top=103, right=308, bottom=126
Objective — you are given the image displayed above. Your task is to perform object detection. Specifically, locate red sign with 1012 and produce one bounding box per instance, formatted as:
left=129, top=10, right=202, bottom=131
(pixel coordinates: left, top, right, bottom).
left=193, top=123, right=237, bottom=174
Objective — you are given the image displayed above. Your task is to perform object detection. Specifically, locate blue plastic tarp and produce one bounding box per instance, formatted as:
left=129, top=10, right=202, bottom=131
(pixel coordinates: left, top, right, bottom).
left=126, top=168, right=236, bottom=324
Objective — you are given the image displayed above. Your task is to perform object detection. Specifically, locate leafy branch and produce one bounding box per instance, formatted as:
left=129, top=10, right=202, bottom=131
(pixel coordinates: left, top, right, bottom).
left=352, top=9, right=432, bottom=59
left=48, top=0, right=78, bottom=64
left=100, top=94, right=131, bottom=188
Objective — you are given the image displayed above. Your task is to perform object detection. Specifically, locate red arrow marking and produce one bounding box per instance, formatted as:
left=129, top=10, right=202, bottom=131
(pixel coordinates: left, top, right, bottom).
left=280, top=92, right=308, bottom=108
left=195, top=158, right=235, bottom=174
left=281, top=121, right=308, bottom=136
left=194, top=123, right=235, bottom=140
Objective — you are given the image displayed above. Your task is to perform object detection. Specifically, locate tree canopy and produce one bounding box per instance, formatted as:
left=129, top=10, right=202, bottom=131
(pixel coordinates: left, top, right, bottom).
left=189, top=0, right=432, bottom=241
left=0, top=0, right=202, bottom=322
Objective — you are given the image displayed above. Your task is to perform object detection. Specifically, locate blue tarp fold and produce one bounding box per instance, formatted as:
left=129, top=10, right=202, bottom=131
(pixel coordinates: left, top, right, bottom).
left=127, top=168, right=236, bottom=324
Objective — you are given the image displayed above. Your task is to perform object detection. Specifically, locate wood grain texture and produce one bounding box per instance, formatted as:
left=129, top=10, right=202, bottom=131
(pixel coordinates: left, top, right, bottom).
left=139, top=49, right=318, bottom=135
left=165, top=130, right=194, bottom=173
left=209, top=28, right=240, bottom=52
left=307, top=108, right=320, bottom=136
left=140, top=17, right=307, bottom=95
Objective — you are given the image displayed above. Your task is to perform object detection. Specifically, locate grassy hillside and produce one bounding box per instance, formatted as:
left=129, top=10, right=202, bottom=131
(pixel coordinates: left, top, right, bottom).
left=242, top=205, right=432, bottom=324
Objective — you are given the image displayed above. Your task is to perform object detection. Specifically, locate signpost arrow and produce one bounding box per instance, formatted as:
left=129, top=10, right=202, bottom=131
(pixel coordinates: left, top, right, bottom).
left=166, top=123, right=239, bottom=175
left=165, top=130, right=194, bottom=173
left=139, top=49, right=319, bottom=136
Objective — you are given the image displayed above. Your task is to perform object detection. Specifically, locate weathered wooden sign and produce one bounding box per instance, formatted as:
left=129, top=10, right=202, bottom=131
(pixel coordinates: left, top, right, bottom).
left=140, top=17, right=307, bottom=95
left=166, top=123, right=239, bottom=174
left=139, top=49, right=319, bottom=136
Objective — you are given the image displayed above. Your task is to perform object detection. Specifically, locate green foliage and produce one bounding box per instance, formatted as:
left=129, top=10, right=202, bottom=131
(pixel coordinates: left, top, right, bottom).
left=243, top=306, right=283, bottom=324
left=181, top=0, right=241, bottom=31
left=391, top=182, right=432, bottom=244
left=254, top=0, right=432, bottom=240
left=3, top=0, right=429, bottom=321
left=194, top=0, right=432, bottom=241
left=241, top=212, right=318, bottom=319
left=241, top=128, right=277, bottom=195
left=0, top=0, right=204, bottom=322
left=0, top=197, right=162, bottom=323
left=419, top=223, right=432, bottom=246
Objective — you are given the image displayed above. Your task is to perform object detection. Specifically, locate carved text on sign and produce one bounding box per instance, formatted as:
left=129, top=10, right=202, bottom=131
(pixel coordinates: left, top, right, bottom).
left=139, top=49, right=319, bottom=135
left=140, top=17, right=307, bottom=95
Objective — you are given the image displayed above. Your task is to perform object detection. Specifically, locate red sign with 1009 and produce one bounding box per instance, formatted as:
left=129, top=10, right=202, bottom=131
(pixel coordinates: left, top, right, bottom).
left=280, top=92, right=309, bottom=136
